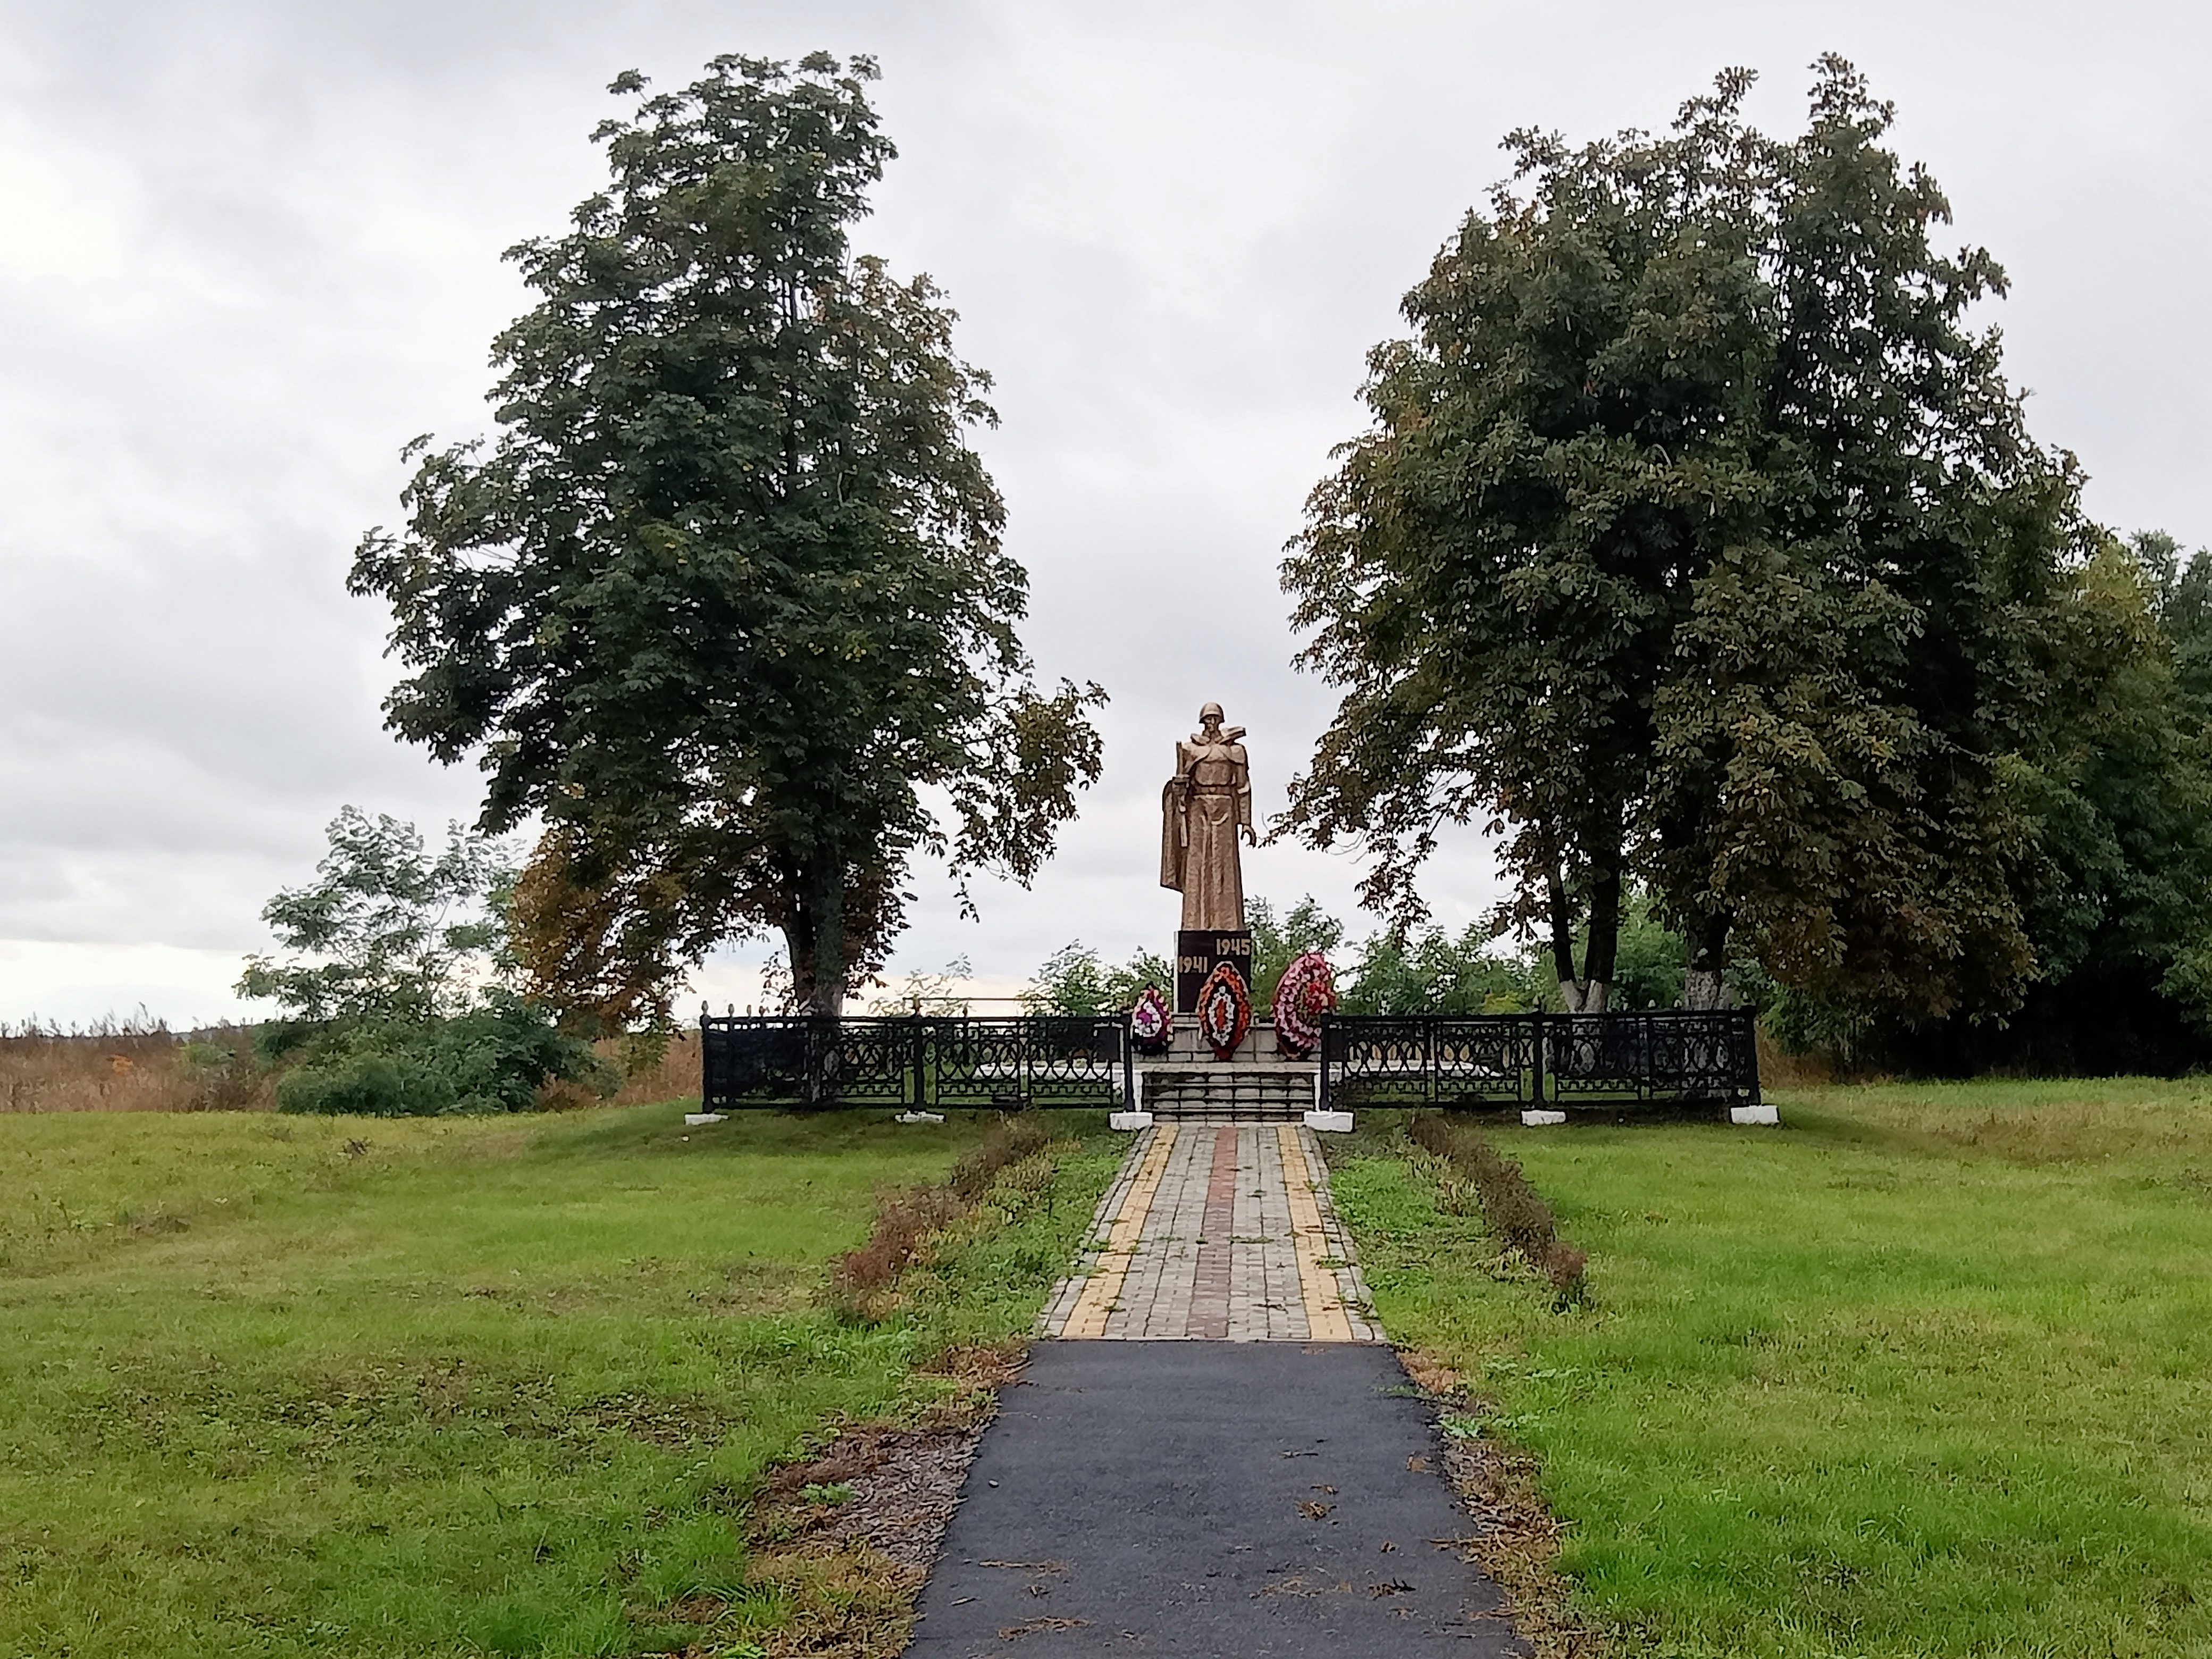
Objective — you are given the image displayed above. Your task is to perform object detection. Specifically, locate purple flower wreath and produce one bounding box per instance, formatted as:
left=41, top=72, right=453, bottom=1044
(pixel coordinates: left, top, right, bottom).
left=1131, top=984, right=1171, bottom=1055
left=1271, top=950, right=1338, bottom=1059
left=1196, top=961, right=1252, bottom=1060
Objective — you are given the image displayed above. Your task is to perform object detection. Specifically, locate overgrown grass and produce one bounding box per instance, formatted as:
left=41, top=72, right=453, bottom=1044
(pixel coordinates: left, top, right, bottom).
left=1327, top=1081, right=2212, bottom=1659
left=1, top=1021, right=271, bottom=1113
left=0, top=1025, right=705, bottom=1118
left=0, top=1104, right=1119, bottom=1658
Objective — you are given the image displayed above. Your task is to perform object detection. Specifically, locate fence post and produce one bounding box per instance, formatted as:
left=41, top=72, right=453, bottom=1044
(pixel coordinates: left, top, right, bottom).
left=1120, top=1016, right=1134, bottom=1111
left=1317, top=1013, right=1331, bottom=1110
left=911, top=1015, right=926, bottom=1113
left=1532, top=1011, right=1547, bottom=1105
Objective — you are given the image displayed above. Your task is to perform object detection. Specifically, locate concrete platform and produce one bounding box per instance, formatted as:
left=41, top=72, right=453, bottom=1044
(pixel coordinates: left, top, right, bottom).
left=1138, top=1020, right=1320, bottom=1119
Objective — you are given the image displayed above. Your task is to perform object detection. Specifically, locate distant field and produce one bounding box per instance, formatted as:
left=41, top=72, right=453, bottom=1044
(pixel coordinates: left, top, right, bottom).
left=0, top=1104, right=1119, bottom=1658
left=1329, top=1080, right=2212, bottom=1658
left=0, top=1025, right=705, bottom=1114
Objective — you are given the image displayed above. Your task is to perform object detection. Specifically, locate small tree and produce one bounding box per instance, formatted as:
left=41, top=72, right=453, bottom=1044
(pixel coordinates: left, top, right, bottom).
left=1022, top=943, right=1174, bottom=1017
left=353, top=54, right=1102, bottom=1025
left=236, top=808, right=512, bottom=1025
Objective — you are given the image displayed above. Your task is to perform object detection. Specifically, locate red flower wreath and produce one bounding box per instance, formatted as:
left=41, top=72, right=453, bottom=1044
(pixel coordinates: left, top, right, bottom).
left=1196, top=961, right=1252, bottom=1060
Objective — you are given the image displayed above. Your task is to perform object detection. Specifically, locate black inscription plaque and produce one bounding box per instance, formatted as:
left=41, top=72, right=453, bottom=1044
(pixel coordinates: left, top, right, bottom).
left=1175, top=929, right=1254, bottom=1015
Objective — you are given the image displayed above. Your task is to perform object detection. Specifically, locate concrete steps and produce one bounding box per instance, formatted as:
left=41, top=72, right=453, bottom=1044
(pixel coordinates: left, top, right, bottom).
left=1137, top=1020, right=1317, bottom=1120
left=1139, top=1067, right=1317, bottom=1119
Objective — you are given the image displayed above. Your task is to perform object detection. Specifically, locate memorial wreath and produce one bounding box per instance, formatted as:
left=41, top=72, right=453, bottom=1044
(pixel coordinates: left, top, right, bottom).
left=1196, top=960, right=1252, bottom=1060
left=1270, top=949, right=1338, bottom=1059
left=1130, top=985, right=1171, bottom=1055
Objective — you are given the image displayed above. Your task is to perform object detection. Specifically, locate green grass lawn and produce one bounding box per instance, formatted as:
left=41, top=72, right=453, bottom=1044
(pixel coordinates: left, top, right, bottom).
left=1328, top=1081, right=2212, bottom=1659
left=0, top=1104, right=1120, bottom=1658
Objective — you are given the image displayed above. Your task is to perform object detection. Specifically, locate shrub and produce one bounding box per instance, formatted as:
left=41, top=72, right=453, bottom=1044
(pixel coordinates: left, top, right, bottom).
left=826, top=1117, right=1054, bottom=1319
left=275, top=993, right=611, bottom=1117
left=1409, top=1113, right=1587, bottom=1305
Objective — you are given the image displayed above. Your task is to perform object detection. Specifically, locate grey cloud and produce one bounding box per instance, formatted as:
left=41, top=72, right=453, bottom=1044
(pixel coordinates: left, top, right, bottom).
left=3, top=0, right=2209, bottom=1019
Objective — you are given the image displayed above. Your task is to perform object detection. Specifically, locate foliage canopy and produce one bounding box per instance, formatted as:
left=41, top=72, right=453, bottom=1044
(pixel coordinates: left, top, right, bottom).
left=236, top=806, right=511, bottom=1025
left=353, top=54, right=1102, bottom=1022
left=1283, top=57, right=2095, bottom=1021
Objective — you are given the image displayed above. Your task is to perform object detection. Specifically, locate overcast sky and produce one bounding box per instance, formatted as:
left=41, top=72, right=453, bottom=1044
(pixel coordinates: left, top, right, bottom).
left=3, top=0, right=2209, bottom=1025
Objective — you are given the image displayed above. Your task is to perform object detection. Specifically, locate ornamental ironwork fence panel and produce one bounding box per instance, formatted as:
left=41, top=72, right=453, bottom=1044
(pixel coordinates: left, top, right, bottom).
left=700, top=1015, right=1130, bottom=1111
left=1432, top=1016, right=1543, bottom=1105
left=1319, top=1009, right=1756, bottom=1110
left=1317, top=1016, right=1542, bottom=1108
left=929, top=1016, right=1130, bottom=1108
left=1316, top=1017, right=1436, bottom=1108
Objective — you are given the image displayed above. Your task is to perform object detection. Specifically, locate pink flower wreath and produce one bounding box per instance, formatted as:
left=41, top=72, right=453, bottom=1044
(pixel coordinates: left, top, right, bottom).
left=1271, top=950, right=1338, bottom=1059
left=1130, top=985, right=1171, bottom=1055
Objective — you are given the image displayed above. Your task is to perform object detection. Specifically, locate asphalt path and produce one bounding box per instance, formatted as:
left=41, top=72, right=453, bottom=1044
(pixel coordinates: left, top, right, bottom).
left=904, top=1342, right=1526, bottom=1657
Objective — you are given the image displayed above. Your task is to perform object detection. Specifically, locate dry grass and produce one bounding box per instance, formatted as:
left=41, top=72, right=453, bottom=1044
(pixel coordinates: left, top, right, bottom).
left=1409, top=1112, right=1587, bottom=1303
left=1753, top=1026, right=1836, bottom=1087
left=2, top=1022, right=701, bottom=1116
left=824, top=1118, right=1052, bottom=1320
left=1392, top=1351, right=1613, bottom=1659
left=603, top=1029, right=706, bottom=1106
left=0, top=1021, right=271, bottom=1113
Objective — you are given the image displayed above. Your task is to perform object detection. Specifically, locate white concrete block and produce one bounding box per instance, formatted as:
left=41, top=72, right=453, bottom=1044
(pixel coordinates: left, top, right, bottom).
left=683, top=1112, right=725, bottom=1126
left=894, top=1110, right=946, bottom=1124
left=1304, top=1109, right=1354, bottom=1133
left=1520, top=1109, right=1568, bottom=1127
left=1730, top=1103, right=1780, bottom=1126
left=1109, top=1110, right=1155, bottom=1132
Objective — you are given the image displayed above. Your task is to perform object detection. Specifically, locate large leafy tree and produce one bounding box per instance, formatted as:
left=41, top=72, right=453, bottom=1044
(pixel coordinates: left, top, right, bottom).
left=2000, top=540, right=2212, bottom=1047
left=1285, top=58, right=2085, bottom=1020
left=1644, top=64, right=2082, bottom=1016
left=1283, top=74, right=1772, bottom=1011
left=354, top=54, right=1102, bottom=1021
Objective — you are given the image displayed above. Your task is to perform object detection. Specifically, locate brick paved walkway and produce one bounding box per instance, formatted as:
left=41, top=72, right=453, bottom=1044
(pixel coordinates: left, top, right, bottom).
left=1039, top=1123, right=1383, bottom=1342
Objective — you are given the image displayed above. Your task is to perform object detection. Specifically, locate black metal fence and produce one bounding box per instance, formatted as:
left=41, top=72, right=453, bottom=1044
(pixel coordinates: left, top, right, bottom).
left=700, top=1015, right=1134, bottom=1111
left=1318, top=1009, right=1759, bottom=1110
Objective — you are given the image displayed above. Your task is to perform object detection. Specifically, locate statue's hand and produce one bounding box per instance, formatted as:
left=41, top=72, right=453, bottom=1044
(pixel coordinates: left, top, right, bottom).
left=1242, top=824, right=1259, bottom=847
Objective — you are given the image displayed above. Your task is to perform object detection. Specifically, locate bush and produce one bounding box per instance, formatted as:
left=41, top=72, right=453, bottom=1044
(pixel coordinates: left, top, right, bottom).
left=1409, top=1113, right=1587, bottom=1305
left=275, top=993, right=611, bottom=1117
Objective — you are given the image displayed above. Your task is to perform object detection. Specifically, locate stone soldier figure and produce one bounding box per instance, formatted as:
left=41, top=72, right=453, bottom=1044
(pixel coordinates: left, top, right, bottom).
left=1161, top=702, right=1254, bottom=932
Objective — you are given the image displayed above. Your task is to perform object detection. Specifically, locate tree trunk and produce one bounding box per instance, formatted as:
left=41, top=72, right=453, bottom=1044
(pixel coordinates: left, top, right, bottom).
left=1546, top=865, right=1586, bottom=1009
left=782, top=865, right=849, bottom=1018
left=1681, top=912, right=1731, bottom=1010
left=1582, top=856, right=1620, bottom=1015
left=1546, top=856, right=1620, bottom=1014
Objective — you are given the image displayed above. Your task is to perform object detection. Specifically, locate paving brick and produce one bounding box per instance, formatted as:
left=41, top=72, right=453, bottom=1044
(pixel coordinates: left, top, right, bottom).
left=1040, top=1120, right=1382, bottom=1344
